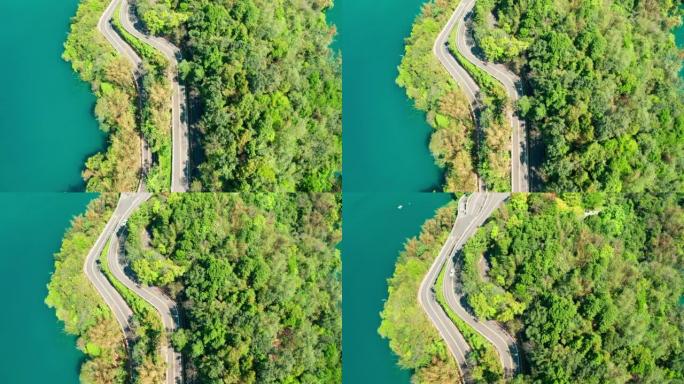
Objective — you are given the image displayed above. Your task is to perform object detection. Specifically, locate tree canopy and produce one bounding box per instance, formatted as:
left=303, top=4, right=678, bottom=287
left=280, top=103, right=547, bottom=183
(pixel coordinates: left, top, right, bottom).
left=143, top=0, right=342, bottom=192
left=473, top=0, right=684, bottom=192
left=461, top=193, right=684, bottom=383
left=124, top=193, right=342, bottom=383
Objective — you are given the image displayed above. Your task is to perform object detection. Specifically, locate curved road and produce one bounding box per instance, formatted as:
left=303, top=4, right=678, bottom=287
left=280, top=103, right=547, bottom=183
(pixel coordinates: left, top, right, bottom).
left=107, top=193, right=182, bottom=384
left=419, top=193, right=517, bottom=381
left=83, top=195, right=138, bottom=340
left=83, top=193, right=182, bottom=384
left=434, top=0, right=530, bottom=192
left=83, top=194, right=151, bottom=377
left=118, top=0, right=189, bottom=192
left=418, top=193, right=495, bottom=380
left=433, top=23, right=483, bottom=191
left=98, top=0, right=152, bottom=192
left=440, top=193, right=520, bottom=378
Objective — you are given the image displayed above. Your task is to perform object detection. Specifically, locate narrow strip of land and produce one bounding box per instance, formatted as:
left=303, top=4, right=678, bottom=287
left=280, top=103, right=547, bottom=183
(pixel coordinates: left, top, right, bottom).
left=418, top=194, right=494, bottom=379
left=440, top=193, right=520, bottom=378
left=417, top=196, right=473, bottom=379
left=107, top=193, right=182, bottom=384
left=82, top=194, right=150, bottom=375
left=419, top=193, right=518, bottom=382
left=434, top=0, right=530, bottom=192
left=118, top=0, right=189, bottom=192
left=98, top=0, right=189, bottom=192
left=97, top=0, right=151, bottom=192
left=83, top=193, right=182, bottom=384
left=433, top=22, right=483, bottom=191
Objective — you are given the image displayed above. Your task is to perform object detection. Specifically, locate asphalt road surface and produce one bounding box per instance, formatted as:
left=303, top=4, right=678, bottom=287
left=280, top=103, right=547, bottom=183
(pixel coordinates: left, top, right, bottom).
left=82, top=194, right=149, bottom=376
left=108, top=193, right=182, bottom=384
left=434, top=0, right=530, bottom=192
left=440, top=193, right=520, bottom=377
left=119, top=0, right=190, bottom=192
left=418, top=194, right=489, bottom=380
left=433, top=19, right=483, bottom=191
left=419, top=193, right=517, bottom=382
left=97, top=0, right=151, bottom=192
left=84, top=193, right=182, bottom=383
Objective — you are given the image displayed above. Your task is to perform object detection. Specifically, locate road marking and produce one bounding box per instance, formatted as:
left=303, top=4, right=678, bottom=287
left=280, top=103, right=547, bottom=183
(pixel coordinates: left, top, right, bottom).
left=435, top=0, right=530, bottom=192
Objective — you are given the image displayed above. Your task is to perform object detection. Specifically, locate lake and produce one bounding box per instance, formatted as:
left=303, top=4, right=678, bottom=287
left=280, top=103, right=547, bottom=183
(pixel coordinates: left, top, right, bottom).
left=0, top=0, right=105, bottom=192
left=342, top=193, right=452, bottom=384
left=0, top=193, right=96, bottom=382
left=339, top=0, right=444, bottom=193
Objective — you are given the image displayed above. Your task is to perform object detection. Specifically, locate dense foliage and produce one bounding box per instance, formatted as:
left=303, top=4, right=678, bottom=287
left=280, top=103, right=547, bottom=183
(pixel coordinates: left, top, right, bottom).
left=64, top=0, right=141, bottom=191
left=123, top=193, right=341, bottom=383
left=398, top=0, right=479, bottom=191
left=450, top=41, right=510, bottom=191
left=460, top=193, right=684, bottom=382
left=135, top=0, right=188, bottom=38
left=141, top=0, right=342, bottom=191
left=435, top=265, right=503, bottom=383
left=112, top=5, right=173, bottom=192
left=473, top=0, right=684, bottom=192
left=45, top=195, right=127, bottom=384
left=99, top=240, right=165, bottom=383
left=379, top=200, right=462, bottom=384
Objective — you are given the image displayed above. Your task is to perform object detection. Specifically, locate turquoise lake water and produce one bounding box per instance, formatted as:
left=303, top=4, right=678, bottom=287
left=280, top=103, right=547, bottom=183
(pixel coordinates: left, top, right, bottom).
left=0, top=194, right=96, bottom=382
left=342, top=193, right=452, bottom=384
left=0, top=0, right=105, bottom=192
left=677, top=16, right=684, bottom=78
left=339, top=0, right=443, bottom=192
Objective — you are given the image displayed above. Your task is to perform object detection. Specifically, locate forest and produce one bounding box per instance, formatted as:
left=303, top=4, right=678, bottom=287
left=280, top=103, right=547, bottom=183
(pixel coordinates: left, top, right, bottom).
left=459, top=193, right=683, bottom=383
left=135, top=0, right=342, bottom=191
left=63, top=0, right=141, bottom=192
left=46, top=192, right=341, bottom=383
left=472, top=0, right=684, bottom=192
left=65, top=0, right=341, bottom=192
left=378, top=200, right=463, bottom=384
left=45, top=194, right=127, bottom=384
left=397, top=0, right=479, bottom=192
left=381, top=193, right=683, bottom=383
left=123, top=193, right=342, bottom=383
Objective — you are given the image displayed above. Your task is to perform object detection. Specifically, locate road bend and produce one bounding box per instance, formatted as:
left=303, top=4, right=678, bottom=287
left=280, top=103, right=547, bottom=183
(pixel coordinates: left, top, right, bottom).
left=434, top=0, right=530, bottom=192
left=433, top=16, right=483, bottom=192
left=108, top=193, right=182, bottom=384
left=440, top=193, right=521, bottom=378
left=84, top=193, right=182, bottom=384
left=118, top=0, right=189, bottom=192
left=418, top=193, right=493, bottom=381
left=82, top=194, right=150, bottom=377
left=97, top=0, right=151, bottom=192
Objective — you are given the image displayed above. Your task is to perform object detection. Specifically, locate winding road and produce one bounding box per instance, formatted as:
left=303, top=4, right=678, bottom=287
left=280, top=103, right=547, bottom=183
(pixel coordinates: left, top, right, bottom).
left=434, top=0, right=530, bottom=192
left=119, top=0, right=189, bottom=192
left=108, top=194, right=182, bottom=384
left=418, top=193, right=517, bottom=381
left=98, top=0, right=151, bottom=192
left=98, top=0, right=189, bottom=192
left=83, top=193, right=182, bottom=384
left=441, top=193, right=520, bottom=378
left=417, top=194, right=473, bottom=379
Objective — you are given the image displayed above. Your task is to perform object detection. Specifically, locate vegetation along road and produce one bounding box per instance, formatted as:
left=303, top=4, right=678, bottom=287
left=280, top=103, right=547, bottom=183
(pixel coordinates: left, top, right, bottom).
left=118, top=0, right=189, bottom=192
left=432, top=4, right=483, bottom=192
left=441, top=193, right=520, bottom=377
left=83, top=193, right=181, bottom=383
left=419, top=193, right=515, bottom=381
left=97, top=0, right=151, bottom=192
left=435, top=0, right=530, bottom=192
left=99, top=0, right=189, bottom=192
left=107, top=193, right=181, bottom=384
